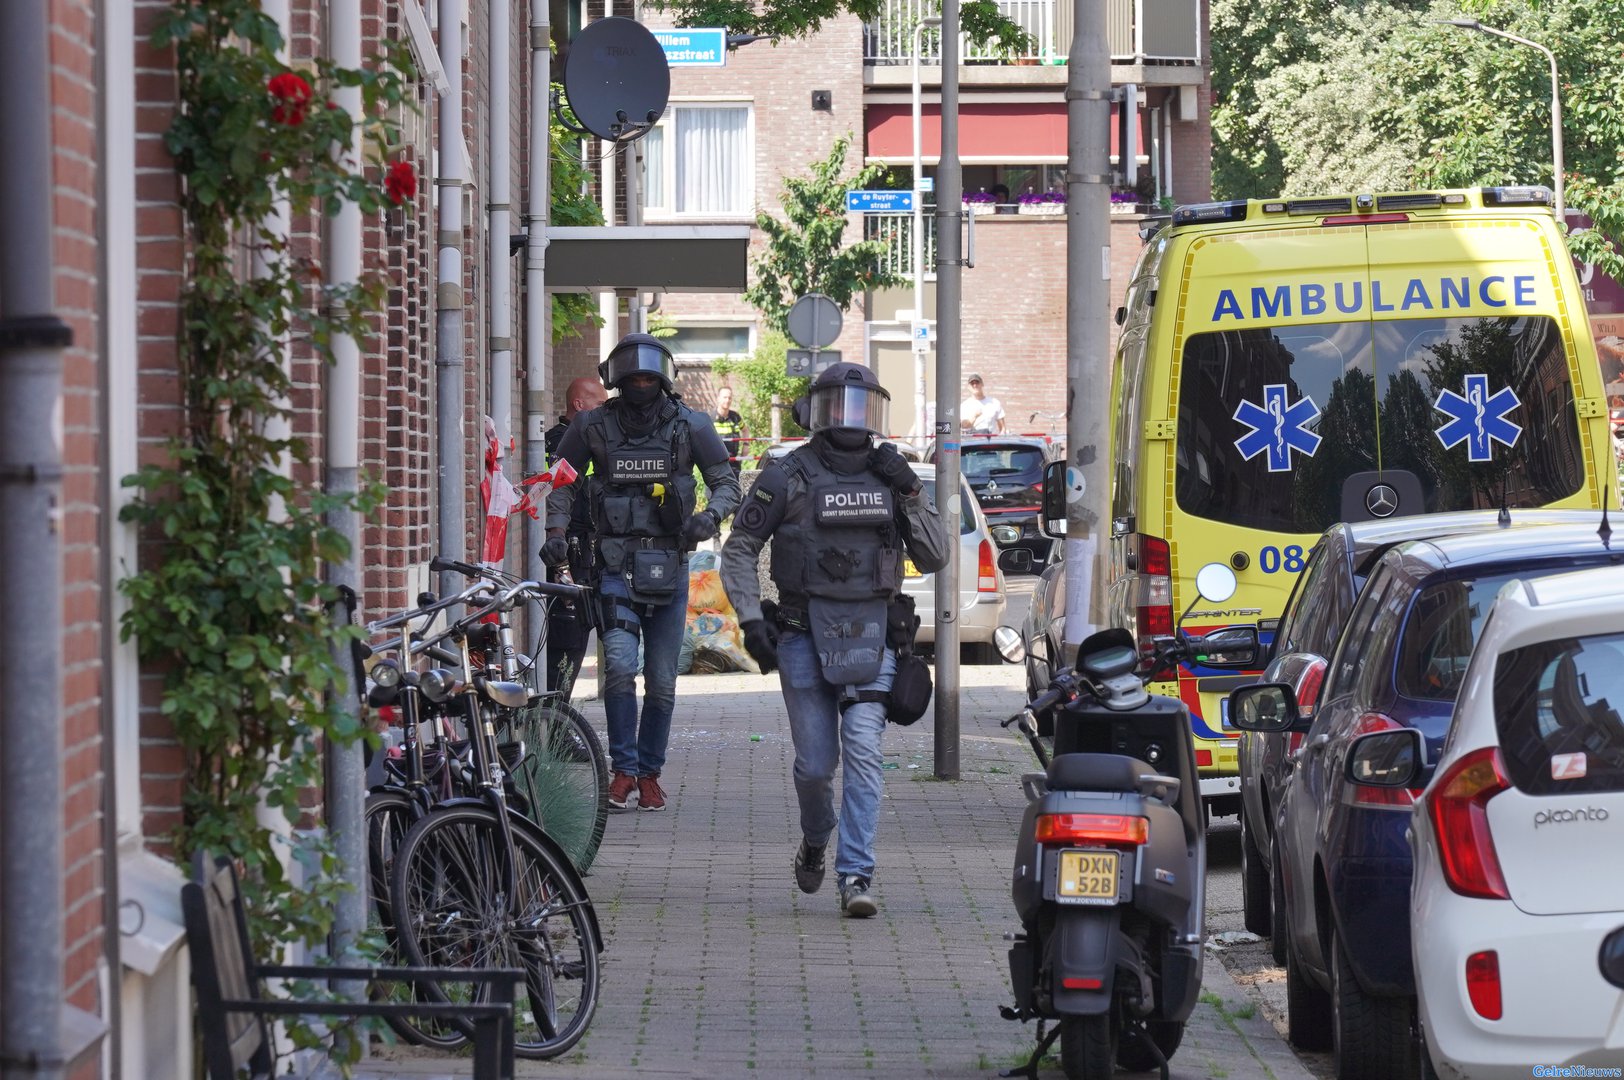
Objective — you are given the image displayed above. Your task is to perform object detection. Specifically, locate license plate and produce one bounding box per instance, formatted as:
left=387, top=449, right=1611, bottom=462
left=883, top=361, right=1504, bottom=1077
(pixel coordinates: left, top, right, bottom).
left=904, top=559, right=921, bottom=578
left=1057, top=849, right=1121, bottom=903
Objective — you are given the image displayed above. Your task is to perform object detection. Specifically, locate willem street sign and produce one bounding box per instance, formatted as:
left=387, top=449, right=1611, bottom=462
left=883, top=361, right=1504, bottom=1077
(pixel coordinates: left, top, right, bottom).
left=846, top=190, right=914, bottom=213
left=651, top=28, right=728, bottom=67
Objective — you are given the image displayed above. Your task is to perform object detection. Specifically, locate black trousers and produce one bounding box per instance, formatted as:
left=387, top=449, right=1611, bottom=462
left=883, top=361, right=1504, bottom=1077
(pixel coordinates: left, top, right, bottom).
left=546, top=602, right=589, bottom=702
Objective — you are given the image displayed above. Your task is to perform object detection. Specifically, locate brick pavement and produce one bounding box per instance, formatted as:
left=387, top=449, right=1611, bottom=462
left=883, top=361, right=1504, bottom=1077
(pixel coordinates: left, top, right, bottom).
left=361, top=665, right=1316, bottom=1080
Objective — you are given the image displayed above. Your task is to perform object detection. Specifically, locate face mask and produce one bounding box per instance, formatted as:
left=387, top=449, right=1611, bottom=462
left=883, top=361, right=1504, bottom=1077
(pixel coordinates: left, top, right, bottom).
left=620, top=382, right=662, bottom=409
left=824, top=428, right=871, bottom=452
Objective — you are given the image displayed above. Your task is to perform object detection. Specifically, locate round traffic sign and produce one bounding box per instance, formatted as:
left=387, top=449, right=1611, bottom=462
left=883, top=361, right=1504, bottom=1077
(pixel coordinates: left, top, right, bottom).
left=786, top=293, right=842, bottom=350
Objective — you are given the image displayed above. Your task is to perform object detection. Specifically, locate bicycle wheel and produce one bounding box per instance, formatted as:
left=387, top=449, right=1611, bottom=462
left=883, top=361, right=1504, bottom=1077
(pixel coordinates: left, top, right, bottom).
left=364, top=791, right=467, bottom=1050
left=509, top=697, right=608, bottom=872
left=389, top=804, right=600, bottom=1059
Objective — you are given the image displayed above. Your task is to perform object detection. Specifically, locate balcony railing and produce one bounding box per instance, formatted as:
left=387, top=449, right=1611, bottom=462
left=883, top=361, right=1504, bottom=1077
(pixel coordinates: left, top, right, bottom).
left=864, top=212, right=938, bottom=281
left=864, top=0, right=1200, bottom=66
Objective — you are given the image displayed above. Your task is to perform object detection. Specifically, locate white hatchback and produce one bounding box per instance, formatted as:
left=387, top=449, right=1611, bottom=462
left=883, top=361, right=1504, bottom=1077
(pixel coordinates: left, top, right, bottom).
left=1348, top=563, right=1624, bottom=1077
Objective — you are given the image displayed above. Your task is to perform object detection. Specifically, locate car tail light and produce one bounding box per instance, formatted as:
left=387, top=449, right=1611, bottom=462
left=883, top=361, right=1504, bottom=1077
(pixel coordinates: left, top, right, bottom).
left=1465, top=950, right=1502, bottom=1020
left=978, top=539, right=998, bottom=592
left=1127, top=534, right=1173, bottom=657
left=1286, top=732, right=1305, bottom=755
left=1294, top=658, right=1327, bottom=718
left=1426, top=747, right=1510, bottom=900
left=1035, top=813, right=1149, bottom=846
left=1195, top=749, right=1213, bottom=767
left=1345, top=713, right=1422, bottom=808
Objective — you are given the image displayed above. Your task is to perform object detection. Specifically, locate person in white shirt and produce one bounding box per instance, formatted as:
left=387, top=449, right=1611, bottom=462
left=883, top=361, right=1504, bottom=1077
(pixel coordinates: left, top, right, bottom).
left=960, top=373, right=1006, bottom=434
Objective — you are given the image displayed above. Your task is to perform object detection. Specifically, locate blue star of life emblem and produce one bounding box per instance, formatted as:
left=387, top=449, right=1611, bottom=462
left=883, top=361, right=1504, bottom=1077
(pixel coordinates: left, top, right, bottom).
left=1433, top=373, right=1521, bottom=463
left=1233, top=384, right=1322, bottom=473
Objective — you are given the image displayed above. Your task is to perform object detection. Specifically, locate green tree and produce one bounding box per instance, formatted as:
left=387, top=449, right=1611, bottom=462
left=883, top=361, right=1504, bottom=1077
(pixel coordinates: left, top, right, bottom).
left=551, top=100, right=605, bottom=340
left=745, top=134, right=907, bottom=334
left=713, top=332, right=808, bottom=445
left=653, top=0, right=1031, bottom=55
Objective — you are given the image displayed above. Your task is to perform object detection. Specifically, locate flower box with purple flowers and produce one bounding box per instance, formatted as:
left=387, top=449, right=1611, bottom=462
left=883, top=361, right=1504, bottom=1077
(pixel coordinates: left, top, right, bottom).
left=1018, top=190, right=1066, bottom=216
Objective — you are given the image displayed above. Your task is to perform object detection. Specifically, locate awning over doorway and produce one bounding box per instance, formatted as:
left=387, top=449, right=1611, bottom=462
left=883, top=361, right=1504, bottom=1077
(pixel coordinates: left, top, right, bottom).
left=864, top=102, right=1150, bottom=163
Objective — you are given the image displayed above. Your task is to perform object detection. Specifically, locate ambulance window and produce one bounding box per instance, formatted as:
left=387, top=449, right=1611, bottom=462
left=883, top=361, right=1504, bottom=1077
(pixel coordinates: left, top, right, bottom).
left=1175, top=323, right=1376, bottom=532
left=1373, top=315, right=1583, bottom=513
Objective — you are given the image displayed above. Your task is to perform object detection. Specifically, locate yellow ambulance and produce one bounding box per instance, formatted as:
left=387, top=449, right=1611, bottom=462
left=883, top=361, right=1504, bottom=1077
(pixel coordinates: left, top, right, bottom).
left=1106, top=186, right=1614, bottom=816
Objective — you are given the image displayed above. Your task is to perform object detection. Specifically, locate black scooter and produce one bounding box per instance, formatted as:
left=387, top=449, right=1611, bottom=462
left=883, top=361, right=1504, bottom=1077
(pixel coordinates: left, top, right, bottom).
left=994, top=563, right=1258, bottom=1080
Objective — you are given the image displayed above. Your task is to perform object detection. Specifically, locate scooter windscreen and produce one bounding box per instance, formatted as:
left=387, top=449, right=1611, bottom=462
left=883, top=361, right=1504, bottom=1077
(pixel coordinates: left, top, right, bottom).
left=1075, top=627, right=1138, bottom=678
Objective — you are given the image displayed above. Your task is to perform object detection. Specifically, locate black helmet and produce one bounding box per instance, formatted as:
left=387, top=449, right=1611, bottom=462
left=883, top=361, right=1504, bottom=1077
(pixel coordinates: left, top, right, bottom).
left=807, top=362, right=890, bottom=435
left=599, top=333, right=675, bottom=391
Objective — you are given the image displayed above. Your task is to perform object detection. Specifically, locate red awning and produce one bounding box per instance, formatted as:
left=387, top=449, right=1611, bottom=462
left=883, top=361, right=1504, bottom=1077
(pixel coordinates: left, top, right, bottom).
left=865, top=102, right=1148, bottom=162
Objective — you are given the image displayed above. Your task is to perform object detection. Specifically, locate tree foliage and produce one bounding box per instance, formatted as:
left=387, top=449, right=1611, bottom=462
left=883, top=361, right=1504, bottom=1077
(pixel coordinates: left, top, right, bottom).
left=1211, top=0, right=1624, bottom=279
left=745, top=134, right=907, bottom=334
left=651, top=0, right=1031, bottom=55
left=713, top=333, right=809, bottom=442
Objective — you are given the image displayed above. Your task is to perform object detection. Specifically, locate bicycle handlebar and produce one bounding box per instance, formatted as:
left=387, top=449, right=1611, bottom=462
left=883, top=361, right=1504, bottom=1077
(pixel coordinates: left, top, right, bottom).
left=366, top=580, right=497, bottom=633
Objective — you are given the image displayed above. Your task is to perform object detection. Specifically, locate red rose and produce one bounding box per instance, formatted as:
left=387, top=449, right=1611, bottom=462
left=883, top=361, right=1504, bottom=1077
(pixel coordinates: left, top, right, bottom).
left=384, top=160, right=417, bottom=206
left=268, top=72, right=312, bottom=127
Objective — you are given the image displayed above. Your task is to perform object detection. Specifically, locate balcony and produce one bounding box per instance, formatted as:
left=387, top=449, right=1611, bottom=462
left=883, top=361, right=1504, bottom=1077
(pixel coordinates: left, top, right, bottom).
left=864, top=212, right=937, bottom=281
left=863, top=0, right=1201, bottom=67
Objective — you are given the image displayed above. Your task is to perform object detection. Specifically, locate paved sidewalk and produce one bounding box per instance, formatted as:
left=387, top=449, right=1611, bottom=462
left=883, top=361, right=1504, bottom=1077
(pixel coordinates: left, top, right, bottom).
left=363, top=665, right=1316, bottom=1080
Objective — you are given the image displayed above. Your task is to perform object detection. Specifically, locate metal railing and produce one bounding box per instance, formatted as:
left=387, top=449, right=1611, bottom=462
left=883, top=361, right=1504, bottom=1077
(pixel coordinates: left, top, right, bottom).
left=863, top=0, right=1200, bottom=65
left=864, top=212, right=938, bottom=280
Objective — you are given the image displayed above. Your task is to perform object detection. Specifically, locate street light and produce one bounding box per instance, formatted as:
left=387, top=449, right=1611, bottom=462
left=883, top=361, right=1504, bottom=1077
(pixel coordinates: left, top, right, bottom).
left=1437, top=18, right=1565, bottom=218
left=912, top=14, right=942, bottom=446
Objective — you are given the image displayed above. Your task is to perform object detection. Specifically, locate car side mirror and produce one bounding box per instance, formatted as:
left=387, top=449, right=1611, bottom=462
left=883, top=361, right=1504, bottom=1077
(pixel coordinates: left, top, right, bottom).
left=1193, top=626, right=1258, bottom=669
left=998, top=548, right=1034, bottom=574
left=1345, top=728, right=1423, bottom=789
left=1039, top=459, right=1067, bottom=539
left=1227, top=683, right=1298, bottom=733
left=994, top=625, right=1026, bottom=663
left=991, top=524, right=1022, bottom=548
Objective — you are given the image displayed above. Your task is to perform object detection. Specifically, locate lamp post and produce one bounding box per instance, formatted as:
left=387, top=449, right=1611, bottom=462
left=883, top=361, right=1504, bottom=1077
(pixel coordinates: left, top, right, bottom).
left=1440, top=18, right=1564, bottom=218
left=912, top=14, right=942, bottom=445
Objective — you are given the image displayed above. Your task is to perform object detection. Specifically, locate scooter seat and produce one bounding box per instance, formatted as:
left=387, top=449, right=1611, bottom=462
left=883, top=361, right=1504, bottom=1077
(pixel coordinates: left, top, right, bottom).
left=1046, top=753, right=1152, bottom=794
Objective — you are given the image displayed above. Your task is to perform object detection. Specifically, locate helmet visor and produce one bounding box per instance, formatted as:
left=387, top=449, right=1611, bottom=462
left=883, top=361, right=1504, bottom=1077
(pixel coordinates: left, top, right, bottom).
left=809, top=383, right=890, bottom=434
left=602, top=343, right=674, bottom=388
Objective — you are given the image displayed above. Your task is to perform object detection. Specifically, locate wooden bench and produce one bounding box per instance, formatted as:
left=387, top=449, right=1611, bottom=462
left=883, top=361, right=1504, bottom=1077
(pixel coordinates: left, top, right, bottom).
left=181, top=852, right=520, bottom=1079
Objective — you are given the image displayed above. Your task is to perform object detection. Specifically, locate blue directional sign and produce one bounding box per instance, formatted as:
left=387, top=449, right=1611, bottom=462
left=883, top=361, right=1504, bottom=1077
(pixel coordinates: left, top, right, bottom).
left=651, top=28, right=728, bottom=67
left=1434, top=373, right=1522, bottom=462
left=1233, top=384, right=1322, bottom=473
left=846, top=190, right=914, bottom=213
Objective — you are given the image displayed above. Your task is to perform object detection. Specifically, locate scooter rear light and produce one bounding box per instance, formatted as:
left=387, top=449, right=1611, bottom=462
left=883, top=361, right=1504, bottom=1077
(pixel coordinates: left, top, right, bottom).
left=1346, top=713, right=1422, bottom=809
left=978, top=538, right=999, bottom=592
left=1035, top=813, right=1149, bottom=846
left=1061, top=977, right=1104, bottom=990
left=1465, top=950, right=1502, bottom=1020
left=1426, top=747, right=1511, bottom=900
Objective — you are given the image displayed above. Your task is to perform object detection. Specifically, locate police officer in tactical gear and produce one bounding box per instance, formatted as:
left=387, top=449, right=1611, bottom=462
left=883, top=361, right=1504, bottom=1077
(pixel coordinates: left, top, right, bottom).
left=546, top=334, right=742, bottom=812
left=719, top=363, right=949, bottom=917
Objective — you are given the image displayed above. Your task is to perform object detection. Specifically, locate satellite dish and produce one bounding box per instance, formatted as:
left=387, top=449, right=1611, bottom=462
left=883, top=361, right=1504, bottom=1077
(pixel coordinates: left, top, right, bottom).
left=560, top=18, right=670, bottom=143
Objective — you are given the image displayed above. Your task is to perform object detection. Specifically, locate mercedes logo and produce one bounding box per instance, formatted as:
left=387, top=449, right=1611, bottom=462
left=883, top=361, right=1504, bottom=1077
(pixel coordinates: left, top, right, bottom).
left=1365, top=483, right=1399, bottom=518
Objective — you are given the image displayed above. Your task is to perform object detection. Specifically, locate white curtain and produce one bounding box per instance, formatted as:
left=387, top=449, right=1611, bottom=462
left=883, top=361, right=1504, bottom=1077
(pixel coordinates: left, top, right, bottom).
left=642, top=125, right=666, bottom=211
left=675, top=107, right=750, bottom=214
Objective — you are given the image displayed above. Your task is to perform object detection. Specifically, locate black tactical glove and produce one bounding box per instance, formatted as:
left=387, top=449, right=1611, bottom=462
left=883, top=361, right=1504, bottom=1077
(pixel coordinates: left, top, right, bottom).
left=541, top=531, right=569, bottom=566
left=868, top=442, right=922, bottom=494
left=741, top=619, right=780, bottom=674
left=683, top=510, right=719, bottom=545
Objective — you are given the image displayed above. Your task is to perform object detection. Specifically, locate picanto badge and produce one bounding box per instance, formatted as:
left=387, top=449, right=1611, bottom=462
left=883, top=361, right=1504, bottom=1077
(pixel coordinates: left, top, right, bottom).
left=1433, top=373, right=1521, bottom=463
left=1233, top=384, right=1322, bottom=473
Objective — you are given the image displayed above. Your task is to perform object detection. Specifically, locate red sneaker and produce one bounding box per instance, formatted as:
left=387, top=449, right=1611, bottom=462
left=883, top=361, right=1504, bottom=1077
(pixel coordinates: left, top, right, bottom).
left=608, top=771, right=638, bottom=810
left=637, top=774, right=667, bottom=812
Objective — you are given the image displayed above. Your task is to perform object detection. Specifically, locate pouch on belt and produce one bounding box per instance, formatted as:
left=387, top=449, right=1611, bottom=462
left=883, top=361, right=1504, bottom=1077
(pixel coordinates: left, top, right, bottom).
left=807, top=596, right=888, bottom=686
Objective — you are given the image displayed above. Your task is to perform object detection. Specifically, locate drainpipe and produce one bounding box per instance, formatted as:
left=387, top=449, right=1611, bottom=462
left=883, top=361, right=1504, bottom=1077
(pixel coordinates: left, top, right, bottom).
left=0, top=1, right=71, bottom=1077
left=324, top=0, right=366, bottom=1014
left=436, top=0, right=468, bottom=597
left=523, top=0, right=552, bottom=614
left=488, top=0, right=515, bottom=458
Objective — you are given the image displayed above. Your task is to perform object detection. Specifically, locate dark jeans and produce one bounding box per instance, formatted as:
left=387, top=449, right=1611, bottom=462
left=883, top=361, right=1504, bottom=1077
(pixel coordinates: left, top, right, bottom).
left=600, top=571, right=689, bottom=777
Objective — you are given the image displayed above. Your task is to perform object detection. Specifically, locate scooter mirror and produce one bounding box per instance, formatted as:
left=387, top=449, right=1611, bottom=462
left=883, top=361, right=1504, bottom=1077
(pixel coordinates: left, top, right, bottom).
left=994, top=625, right=1026, bottom=663
left=1194, top=562, right=1237, bottom=604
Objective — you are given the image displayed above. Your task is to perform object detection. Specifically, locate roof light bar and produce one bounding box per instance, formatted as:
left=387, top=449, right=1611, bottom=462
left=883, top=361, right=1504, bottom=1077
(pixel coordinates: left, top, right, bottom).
left=1377, top=193, right=1443, bottom=211
left=1171, top=200, right=1249, bottom=226
left=1286, top=197, right=1353, bottom=216
left=1481, top=185, right=1552, bottom=207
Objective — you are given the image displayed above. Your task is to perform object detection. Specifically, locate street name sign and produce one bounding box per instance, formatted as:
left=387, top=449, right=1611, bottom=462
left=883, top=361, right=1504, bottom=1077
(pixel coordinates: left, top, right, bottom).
left=846, top=190, right=914, bottom=213
left=651, top=28, right=727, bottom=67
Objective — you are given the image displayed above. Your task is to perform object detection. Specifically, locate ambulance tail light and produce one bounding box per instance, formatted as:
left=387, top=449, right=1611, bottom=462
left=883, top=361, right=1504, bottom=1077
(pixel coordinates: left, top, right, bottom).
left=1322, top=213, right=1411, bottom=226
left=977, top=539, right=999, bottom=592
left=1127, top=534, right=1173, bottom=656
left=1481, top=185, right=1553, bottom=207
left=1171, top=200, right=1248, bottom=226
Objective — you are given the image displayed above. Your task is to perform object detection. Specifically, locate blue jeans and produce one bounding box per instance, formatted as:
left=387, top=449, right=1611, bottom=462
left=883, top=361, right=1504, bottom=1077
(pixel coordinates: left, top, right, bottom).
left=777, top=630, right=896, bottom=881
left=600, top=570, right=689, bottom=777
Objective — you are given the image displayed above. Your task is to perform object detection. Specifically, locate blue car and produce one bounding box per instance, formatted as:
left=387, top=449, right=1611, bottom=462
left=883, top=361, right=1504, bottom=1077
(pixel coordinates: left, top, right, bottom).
left=1229, top=517, right=1624, bottom=1080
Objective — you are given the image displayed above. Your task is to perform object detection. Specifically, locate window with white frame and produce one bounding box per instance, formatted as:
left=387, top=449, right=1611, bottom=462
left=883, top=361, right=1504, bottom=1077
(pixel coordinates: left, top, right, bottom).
left=666, top=323, right=754, bottom=364
left=642, top=102, right=754, bottom=217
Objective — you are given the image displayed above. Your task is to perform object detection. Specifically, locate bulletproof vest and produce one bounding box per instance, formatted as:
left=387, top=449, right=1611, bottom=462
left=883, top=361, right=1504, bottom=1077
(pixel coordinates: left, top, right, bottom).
left=769, top=447, right=902, bottom=604
left=586, top=404, right=695, bottom=572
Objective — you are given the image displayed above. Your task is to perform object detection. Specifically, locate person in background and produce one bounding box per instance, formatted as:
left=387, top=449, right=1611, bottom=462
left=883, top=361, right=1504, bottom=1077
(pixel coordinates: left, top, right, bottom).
left=543, top=377, right=608, bottom=700
left=544, top=335, right=741, bottom=812
left=960, top=373, right=1006, bottom=434
left=713, top=385, right=746, bottom=477
left=720, top=363, right=949, bottom=918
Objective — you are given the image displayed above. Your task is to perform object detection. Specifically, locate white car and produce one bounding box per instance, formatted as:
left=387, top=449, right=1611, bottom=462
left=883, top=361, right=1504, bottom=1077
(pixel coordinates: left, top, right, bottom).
left=1348, top=562, right=1624, bottom=1077
left=902, top=464, right=1007, bottom=664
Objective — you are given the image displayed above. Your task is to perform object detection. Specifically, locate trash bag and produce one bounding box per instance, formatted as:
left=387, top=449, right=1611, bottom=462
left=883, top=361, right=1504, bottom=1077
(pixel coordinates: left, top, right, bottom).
left=681, top=566, right=757, bottom=673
